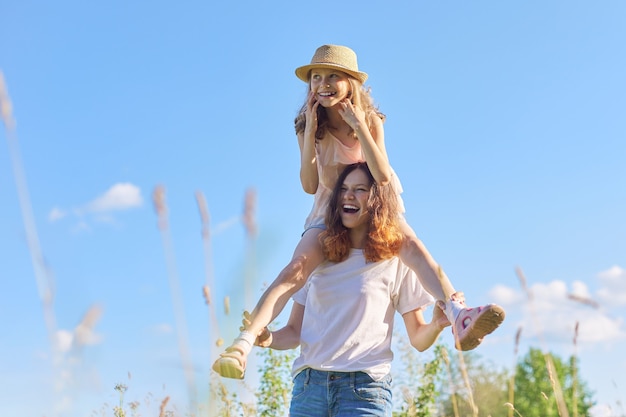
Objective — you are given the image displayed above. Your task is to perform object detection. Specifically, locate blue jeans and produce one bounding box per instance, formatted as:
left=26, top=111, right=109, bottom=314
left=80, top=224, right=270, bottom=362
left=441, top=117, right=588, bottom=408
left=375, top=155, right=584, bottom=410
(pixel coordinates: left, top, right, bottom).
left=289, top=368, right=393, bottom=417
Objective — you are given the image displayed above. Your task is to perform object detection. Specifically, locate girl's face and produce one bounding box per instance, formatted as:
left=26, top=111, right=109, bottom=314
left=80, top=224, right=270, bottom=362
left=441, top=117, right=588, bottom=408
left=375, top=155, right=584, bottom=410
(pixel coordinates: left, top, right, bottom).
left=338, top=168, right=372, bottom=231
left=309, top=68, right=351, bottom=107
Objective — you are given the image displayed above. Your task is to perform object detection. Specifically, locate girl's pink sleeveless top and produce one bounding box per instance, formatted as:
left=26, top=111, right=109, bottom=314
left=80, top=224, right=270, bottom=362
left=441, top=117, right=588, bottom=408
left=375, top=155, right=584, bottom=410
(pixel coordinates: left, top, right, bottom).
left=303, top=132, right=405, bottom=229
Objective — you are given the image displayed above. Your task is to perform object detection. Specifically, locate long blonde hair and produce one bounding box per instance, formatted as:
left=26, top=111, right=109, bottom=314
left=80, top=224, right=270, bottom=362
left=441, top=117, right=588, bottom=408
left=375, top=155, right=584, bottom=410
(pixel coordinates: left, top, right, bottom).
left=320, top=162, right=403, bottom=263
left=294, top=76, right=386, bottom=139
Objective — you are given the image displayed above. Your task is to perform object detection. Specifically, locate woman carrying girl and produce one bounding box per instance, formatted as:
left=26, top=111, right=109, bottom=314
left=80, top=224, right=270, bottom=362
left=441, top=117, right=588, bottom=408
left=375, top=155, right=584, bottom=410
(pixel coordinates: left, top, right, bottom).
left=213, top=45, right=504, bottom=379
left=255, top=162, right=450, bottom=416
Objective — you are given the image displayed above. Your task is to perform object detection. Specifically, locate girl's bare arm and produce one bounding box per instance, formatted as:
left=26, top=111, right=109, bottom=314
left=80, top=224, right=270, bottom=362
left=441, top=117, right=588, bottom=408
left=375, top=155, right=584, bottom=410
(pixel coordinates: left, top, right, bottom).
left=267, top=302, right=304, bottom=350
left=339, top=101, right=391, bottom=185
left=298, top=92, right=321, bottom=194
left=298, top=130, right=318, bottom=194
left=402, top=302, right=450, bottom=352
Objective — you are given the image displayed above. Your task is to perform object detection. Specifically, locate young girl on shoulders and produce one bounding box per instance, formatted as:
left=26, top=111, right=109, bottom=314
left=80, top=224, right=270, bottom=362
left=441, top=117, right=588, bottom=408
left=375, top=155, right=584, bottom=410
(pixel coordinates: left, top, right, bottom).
left=212, top=45, right=504, bottom=379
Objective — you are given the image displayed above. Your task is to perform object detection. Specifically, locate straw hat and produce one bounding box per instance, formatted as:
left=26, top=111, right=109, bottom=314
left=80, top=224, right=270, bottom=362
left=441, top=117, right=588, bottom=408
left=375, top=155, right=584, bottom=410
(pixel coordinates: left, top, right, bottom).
left=295, top=44, right=368, bottom=84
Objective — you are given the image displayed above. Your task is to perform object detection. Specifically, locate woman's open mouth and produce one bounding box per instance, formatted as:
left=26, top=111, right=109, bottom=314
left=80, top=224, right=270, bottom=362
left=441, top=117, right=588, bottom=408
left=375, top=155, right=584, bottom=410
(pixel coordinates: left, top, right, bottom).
left=342, top=204, right=359, bottom=213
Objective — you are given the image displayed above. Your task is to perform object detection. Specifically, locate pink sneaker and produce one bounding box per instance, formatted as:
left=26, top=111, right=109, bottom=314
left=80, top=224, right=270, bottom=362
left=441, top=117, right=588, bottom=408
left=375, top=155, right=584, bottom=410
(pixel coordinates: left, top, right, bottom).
left=451, top=303, right=505, bottom=351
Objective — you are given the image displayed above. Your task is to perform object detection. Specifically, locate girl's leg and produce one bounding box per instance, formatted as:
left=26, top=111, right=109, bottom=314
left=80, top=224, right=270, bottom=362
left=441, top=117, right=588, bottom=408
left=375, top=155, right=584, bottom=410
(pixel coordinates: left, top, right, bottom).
left=398, top=219, right=505, bottom=351
left=212, top=229, right=324, bottom=379
left=398, top=219, right=455, bottom=300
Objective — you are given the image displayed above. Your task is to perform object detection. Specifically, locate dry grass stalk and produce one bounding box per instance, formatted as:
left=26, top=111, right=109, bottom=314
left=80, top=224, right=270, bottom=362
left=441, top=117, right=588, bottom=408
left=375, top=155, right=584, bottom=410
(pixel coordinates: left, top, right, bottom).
left=545, top=353, right=570, bottom=417
left=152, top=185, right=168, bottom=230
left=504, top=402, right=523, bottom=417
left=441, top=347, right=460, bottom=417
left=241, top=188, right=259, bottom=310
left=158, top=396, right=170, bottom=417
left=1, top=72, right=61, bottom=377
left=567, top=293, right=600, bottom=309
left=0, top=71, right=16, bottom=129
left=514, top=327, right=522, bottom=356
left=435, top=266, right=477, bottom=416
left=224, top=296, right=230, bottom=315
left=196, top=191, right=210, bottom=239
left=509, top=326, right=523, bottom=417
left=515, top=266, right=532, bottom=300
left=242, top=187, right=257, bottom=238
left=516, top=266, right=570, bottom=417
left=203, top=285, right=212, bottom=306
left=151, top=186, right=197, bottom=412
left=572, top=322, right=579, bottom=417
left=195, top=192, right=222, bottom=349
left=74, top=304, right=103, bottom=347
left=195, top=190, right=226, bottom=417
left=400, top=386, right=417, bottom=416
left=566, top=284, right=598, bottom=417
left=456, top=349, right=478, bottom=417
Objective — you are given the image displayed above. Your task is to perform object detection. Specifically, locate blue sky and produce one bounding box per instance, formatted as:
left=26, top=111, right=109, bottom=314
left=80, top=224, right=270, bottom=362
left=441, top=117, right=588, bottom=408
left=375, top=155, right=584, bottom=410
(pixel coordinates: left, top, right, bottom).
left=1, top=1, right=625, bottom=416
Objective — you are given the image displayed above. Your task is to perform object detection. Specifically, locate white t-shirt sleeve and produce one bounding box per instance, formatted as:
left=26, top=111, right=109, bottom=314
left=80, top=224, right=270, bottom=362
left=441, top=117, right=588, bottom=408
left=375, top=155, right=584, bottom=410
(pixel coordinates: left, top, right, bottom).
left=292, top=271, right=312, bottom=306
left=392, top=260, right=435, bottom=315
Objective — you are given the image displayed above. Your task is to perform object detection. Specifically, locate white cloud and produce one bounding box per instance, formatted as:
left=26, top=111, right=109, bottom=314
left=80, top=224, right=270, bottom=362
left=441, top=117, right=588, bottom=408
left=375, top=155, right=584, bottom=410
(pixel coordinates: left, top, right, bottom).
left=590, top=403, right=616, bottom=417
left=596, top=265, right=626, bottom=307
left=490, top=284, right=524, bottom=305
left=492, top=273, right=626, bottom=348
left=528, top=280, right=569, bottom=308
left=48, top=207, right=67, bottom=222
left=50, top=182, right=143, bottom=230
left=576, top=312, right=623, bottom=344
left=71, top=220, right=91, bottom=234
left=149, top=323, right=173, bottom=335
left=597, top=265, right=626, bottom=285
left=86, top=183, right=143, bottom=213
left=570, top=280, right=592, bottom=299
left=55, top=329, right=74, bottom=353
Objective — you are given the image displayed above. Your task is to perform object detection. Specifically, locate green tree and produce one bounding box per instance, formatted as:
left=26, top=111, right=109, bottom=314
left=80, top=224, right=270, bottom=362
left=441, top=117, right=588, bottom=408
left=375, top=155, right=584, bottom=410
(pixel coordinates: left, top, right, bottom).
left=513, top=347, right=594, bottom=417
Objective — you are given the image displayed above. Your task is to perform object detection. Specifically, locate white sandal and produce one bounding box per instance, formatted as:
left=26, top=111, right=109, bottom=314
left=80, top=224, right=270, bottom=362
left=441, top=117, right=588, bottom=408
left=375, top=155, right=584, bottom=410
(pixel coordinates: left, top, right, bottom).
left=212, top=331, right=255, bottom=379
left=212, top=346, right=247, bottom=379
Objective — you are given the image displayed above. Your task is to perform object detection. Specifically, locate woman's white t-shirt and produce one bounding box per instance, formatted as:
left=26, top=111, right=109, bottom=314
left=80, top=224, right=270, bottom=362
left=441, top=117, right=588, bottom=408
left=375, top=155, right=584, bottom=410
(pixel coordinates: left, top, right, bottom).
left=291, top=249, right=434, bottom=381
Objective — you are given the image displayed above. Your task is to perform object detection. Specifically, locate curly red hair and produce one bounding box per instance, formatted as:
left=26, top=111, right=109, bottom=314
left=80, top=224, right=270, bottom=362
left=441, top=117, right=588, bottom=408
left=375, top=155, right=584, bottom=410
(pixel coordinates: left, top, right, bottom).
left=320, top=162, right=404, bottom=263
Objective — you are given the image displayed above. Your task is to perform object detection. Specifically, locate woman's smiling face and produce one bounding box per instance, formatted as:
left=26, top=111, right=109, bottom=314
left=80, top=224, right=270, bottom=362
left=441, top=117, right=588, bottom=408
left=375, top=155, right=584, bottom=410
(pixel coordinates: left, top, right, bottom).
left=339, top=167, right=371, bottom=231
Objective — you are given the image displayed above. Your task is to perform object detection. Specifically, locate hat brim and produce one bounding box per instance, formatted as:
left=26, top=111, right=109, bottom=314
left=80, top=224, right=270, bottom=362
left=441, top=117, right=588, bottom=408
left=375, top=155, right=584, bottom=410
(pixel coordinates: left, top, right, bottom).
left=295, top=63, right=368, bottom=84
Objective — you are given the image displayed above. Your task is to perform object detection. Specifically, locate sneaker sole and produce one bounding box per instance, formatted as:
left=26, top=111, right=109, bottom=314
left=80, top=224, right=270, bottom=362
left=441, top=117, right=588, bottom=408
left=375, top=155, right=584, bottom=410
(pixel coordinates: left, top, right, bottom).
left=456, top=304, right=506, bottom=351
left=212, top=356, right=245, bottom=379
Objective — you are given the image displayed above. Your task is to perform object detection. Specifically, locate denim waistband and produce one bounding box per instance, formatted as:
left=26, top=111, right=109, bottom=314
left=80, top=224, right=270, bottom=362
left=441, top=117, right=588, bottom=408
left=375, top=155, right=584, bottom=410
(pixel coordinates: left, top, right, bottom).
left=298, top=368, right=384, bottom=385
